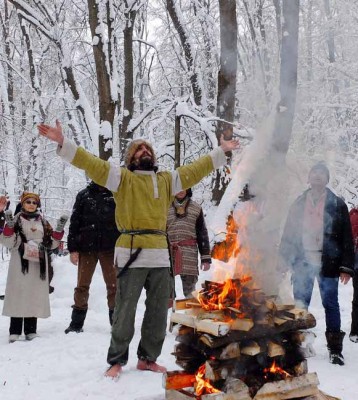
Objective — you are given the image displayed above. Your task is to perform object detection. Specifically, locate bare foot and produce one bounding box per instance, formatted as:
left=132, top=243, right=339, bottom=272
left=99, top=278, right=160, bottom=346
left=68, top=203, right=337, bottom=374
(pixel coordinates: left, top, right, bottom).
left=104, top=364, right=122, bottom=378
left=137, top=359, right=166, bottom=373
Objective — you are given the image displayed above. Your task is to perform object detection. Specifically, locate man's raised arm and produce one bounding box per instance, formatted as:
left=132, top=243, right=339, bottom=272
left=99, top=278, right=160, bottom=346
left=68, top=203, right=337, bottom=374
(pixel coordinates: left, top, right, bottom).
left=219, top=134, right=240, bottom=153
left=37, top=120, right=64, bottom=145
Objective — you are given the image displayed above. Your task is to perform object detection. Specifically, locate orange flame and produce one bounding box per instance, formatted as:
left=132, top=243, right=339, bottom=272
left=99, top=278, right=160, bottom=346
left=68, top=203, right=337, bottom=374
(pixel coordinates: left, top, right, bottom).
left=197, top=277, right=251, bottom=312
left=212, top=214, right=239, bottom=262
left=263, top=360, right=291, bottom=380
left=195, top=363, right=220, bottom=396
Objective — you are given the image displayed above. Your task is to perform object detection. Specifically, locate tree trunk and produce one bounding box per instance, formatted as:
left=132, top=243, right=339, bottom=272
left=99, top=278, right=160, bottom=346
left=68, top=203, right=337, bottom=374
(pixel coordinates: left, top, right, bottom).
left=212, top=0, right=237, bottom=205
left=166, top=0, right=202, bottom=106
left=18, top=15, right=45, bottom=121
left=242, top=0, right=268, bottom=102
left=272, top=0, right=282, bottom=44
left=271, top=0, right=300, bottom=159
left=323, top=0, right=340, bottom=123
left=174, top=115, right=181, bottom=169
left=87, top=0, right=116, bottom=160
left=305, top=0, right=313, bottom=82
left=120, top=7, right=137, bottom=160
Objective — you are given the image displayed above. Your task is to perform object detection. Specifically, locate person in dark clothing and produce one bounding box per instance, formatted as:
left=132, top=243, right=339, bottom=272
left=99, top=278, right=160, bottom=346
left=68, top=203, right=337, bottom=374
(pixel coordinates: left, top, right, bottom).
left=279, top=162, right=354, bottom=365
left=349, top=207, right=358, bottom=342
left=65, top=181, right=119, bottom=334
left=167, top=188, right=211, bottom=298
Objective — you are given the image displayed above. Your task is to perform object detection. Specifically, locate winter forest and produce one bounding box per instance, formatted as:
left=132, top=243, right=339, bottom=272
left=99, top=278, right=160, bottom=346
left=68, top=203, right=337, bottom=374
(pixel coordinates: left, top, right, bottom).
left=1, top=0, right=357, bottom=211
left=1, top=0, right=358, bottom=399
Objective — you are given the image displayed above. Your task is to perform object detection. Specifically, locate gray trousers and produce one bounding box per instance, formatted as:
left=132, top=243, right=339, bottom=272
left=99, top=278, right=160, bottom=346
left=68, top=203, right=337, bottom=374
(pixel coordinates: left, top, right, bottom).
left=180, top=274, right=198, bottom=298
left=107, top=267, right=172, bottom=366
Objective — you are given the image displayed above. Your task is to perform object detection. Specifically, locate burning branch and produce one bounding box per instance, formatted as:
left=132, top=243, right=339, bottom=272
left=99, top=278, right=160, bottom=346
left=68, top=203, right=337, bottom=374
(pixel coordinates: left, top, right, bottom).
left=195, top=363, right=220, bottom=396
left=197, top=277, right=252, bottom=312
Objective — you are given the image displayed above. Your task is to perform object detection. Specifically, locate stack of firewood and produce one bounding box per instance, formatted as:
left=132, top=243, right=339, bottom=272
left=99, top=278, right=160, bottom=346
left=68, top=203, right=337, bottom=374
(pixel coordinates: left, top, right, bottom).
left=163, top=279, right=337, bottom=400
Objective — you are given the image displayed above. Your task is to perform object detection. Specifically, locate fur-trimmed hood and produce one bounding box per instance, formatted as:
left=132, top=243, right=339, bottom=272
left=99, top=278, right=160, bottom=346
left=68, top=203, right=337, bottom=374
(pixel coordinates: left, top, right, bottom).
left=124, top=139, right=157, bottom=168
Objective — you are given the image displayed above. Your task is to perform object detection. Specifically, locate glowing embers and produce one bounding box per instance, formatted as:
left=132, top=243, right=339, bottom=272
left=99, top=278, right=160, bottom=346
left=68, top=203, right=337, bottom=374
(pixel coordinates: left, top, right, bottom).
left=263, top=360, right=291, bottom=380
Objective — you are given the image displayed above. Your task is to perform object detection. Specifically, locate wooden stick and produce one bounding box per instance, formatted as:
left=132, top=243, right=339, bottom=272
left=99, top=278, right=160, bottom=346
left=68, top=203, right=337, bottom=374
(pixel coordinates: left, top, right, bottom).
left=163, top=371, right=196, bottom=390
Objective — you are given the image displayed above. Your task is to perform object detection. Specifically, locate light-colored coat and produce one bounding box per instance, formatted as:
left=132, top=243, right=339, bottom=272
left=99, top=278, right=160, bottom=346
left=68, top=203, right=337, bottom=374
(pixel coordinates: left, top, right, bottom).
left=1, top=215, right=59, bottom=318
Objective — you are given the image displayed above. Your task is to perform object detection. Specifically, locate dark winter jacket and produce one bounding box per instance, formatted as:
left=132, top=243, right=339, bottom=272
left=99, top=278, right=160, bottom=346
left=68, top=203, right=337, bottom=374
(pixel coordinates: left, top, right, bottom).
left=349, top=208, right=358, bottom=270
left=279, top=188, right=354, bottom=278
left=350, top=208, right=358, bottom=252
left=67, top=182, right=119, bottom=253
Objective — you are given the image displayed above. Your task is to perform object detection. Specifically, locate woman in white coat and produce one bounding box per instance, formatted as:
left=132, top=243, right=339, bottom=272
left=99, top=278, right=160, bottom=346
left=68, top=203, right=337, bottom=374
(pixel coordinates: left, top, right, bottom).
left=0, top=192, right=64, bottom=343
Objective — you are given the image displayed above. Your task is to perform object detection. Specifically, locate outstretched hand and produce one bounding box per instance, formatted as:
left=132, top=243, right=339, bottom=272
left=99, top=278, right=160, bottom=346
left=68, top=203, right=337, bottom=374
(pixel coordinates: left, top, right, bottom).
left=37, top=120, right=64, bottom=145
left=219, top=134, right=240, bottom=153
left=0, top=196, right=7, bottom=212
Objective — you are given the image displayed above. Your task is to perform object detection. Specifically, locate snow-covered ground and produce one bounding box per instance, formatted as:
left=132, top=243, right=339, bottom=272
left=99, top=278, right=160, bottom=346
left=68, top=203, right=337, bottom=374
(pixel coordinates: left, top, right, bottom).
left=0, top=253, right=356, bottom=400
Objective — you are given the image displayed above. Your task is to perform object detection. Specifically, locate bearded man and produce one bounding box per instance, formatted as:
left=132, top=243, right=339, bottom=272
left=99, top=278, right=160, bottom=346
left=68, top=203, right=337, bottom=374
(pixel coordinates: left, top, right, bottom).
left=37, top=120, right=239, bottom=378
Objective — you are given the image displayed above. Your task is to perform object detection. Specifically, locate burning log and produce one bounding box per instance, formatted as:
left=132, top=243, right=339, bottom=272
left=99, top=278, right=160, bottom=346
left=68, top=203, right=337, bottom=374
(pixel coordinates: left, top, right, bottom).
left=230, top=318, right=255, bottom=332
left=165, top=389, right=197, bottom=399
left=171, top=313, right=232, bottom=337
left=223, top=378, right=251, bottom=397
left=165, top=389, right=252, bottom=400
left=172, top=343, right=204, bottom=361
left=196, top=319, right=232, bottom=337
left=278, top=308, right=308, bottom=320
left=205, top=359, right=237, bottom=381
left=191, top=312, right=316, bottom=349
left=171, top=313, right=196, bottom=329
left=163, top=371, right=197, bottom=390
left=291, top=360, right=308, bottom=376
left=290, top=330, right=316, bottom=345
left=240, top=341, right=261, bottom=356
left=267, top=341, right=285, bottom=358
left=176, top=326, right=197, bottom=342
left=253, top=372, right=319, bottom=400
left=175, top=298, right=201, bottom=311
left=167, top=273, right=322, bottom=400
left=202, top=393, right=252, bottom=400
left=216, top=342, right=241, bottom=360
left=273, top=317, right=288, bottom=326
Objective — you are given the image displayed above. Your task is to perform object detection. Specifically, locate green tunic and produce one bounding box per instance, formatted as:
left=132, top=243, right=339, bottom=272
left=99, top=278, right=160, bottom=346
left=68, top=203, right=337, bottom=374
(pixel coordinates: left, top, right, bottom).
left=58, top=138, right=226, bottom=267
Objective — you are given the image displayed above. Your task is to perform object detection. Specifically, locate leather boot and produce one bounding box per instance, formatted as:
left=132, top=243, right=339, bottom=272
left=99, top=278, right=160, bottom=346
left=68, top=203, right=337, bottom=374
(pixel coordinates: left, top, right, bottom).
left=325, top=331, right=345, bottom=366
left=65, top=308, right=87, bottom=334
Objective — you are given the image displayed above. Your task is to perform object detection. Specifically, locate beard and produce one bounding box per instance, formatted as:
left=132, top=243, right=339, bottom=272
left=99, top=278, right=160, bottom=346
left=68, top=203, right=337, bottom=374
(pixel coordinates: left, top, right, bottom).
left=128, top=156, right=155, bottom=171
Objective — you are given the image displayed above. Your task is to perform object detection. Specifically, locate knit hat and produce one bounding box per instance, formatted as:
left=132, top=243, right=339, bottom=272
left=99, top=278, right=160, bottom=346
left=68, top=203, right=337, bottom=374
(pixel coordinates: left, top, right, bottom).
left=124, top=139, right=157, bottom=168
left=20, top=192, right=41, bottom=206
left=309, top=161, right=330, bottom=182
